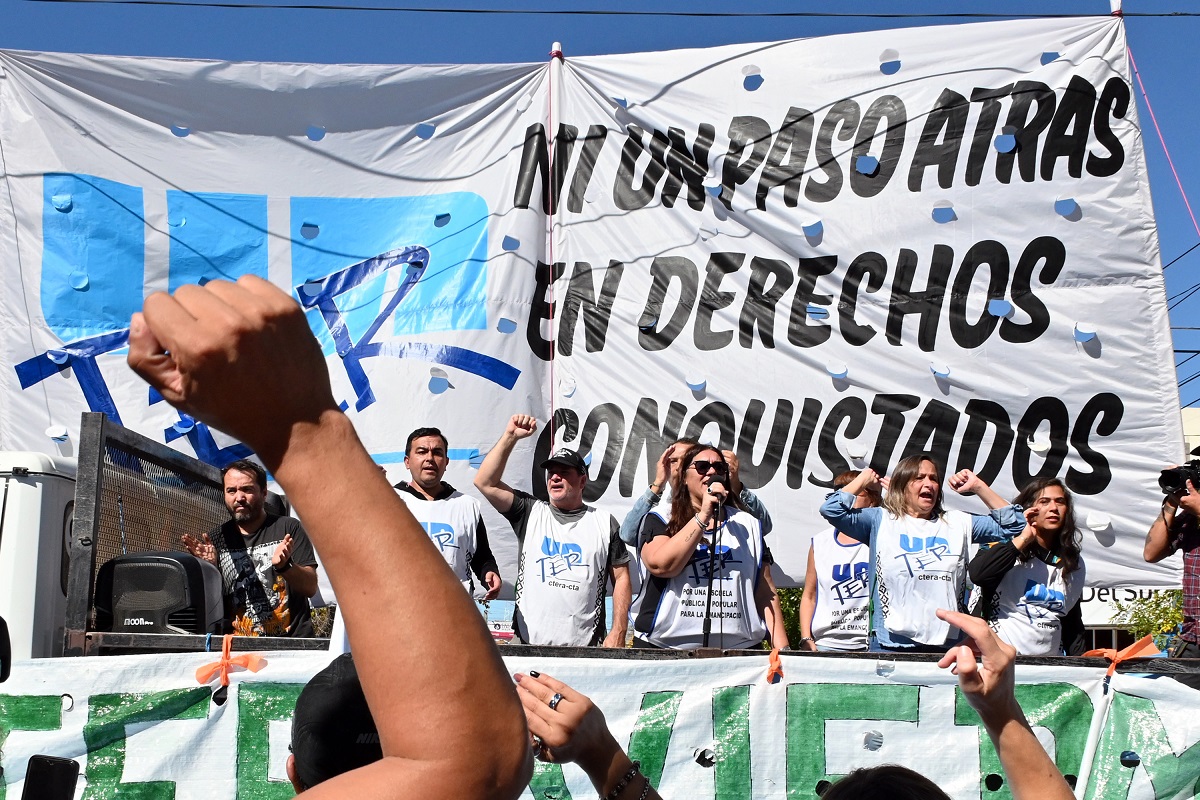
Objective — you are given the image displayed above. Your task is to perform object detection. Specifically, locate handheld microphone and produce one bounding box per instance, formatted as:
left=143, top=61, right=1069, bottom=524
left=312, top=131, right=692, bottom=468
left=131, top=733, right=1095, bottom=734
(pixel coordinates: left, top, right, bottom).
left=707, top=477, right=727, bottom=496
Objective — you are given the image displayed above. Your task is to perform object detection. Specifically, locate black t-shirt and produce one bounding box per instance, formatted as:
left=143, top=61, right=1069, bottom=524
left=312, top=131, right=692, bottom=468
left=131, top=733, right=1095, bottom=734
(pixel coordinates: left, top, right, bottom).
left=209, top=514, right=317, bottom=637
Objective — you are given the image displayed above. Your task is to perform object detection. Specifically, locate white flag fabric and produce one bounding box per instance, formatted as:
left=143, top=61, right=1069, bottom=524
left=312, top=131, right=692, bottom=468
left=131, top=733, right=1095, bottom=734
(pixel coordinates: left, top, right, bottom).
left=0, top=15, right=1183, bottom=589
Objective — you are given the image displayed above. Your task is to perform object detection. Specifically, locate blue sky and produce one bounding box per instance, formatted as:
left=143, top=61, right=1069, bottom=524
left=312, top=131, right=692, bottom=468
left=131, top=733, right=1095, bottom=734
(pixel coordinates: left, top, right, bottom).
left=3, top=0, right=1198, bottom=399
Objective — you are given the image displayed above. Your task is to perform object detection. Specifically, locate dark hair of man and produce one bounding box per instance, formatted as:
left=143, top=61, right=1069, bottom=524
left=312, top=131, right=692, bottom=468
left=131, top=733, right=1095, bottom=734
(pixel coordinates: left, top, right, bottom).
left=405, top=427, right=449, bottom=455
left=882, top=452, right=945, bottom=520
left=1013, top=477, right=1083, bottom=575
left=664, top=443, right=746, bottom=535
left=821, top=764, right=952, bottom=800
left=221, top=459, right=267, bottom=490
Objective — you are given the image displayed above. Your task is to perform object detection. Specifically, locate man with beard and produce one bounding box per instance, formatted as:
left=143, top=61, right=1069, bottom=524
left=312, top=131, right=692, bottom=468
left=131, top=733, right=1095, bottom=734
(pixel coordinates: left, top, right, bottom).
left=183, top=459, right=319, bottom=636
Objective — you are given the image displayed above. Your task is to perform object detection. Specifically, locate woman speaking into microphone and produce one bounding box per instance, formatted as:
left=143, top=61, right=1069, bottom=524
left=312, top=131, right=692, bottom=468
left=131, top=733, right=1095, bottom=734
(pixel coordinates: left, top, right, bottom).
left=631, top=444, right=785, bottom=650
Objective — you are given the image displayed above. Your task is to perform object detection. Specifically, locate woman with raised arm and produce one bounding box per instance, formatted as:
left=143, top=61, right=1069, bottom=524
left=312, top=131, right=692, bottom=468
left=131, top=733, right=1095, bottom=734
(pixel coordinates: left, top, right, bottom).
left=968, top=477, right=1087, bottom=655
left=820, top=453, right=1024, bottom=652
left=632, top=444, right=785, bottom=650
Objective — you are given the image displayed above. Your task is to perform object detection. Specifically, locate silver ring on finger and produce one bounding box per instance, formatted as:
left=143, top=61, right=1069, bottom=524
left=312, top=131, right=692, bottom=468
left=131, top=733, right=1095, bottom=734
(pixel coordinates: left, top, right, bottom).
left=531, top=735, right=544, bottom=754
left=548, top=692, right=564, bottom=711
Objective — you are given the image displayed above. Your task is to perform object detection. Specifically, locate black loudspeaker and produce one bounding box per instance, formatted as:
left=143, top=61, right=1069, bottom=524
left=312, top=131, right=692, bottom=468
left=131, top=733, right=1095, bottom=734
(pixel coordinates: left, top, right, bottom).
left=94, top=551, right=225, bottom=635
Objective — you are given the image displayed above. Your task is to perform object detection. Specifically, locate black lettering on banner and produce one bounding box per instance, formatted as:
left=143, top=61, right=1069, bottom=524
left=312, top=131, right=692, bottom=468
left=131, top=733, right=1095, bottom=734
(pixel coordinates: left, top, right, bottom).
left=850, top=95, right=907, bottom=198
left=957, top=399, right=1014, bottom=486
left=1001, top=236, right=1065, bottom=344
left=580, top=403, right=625, bottom=501
left=886, top=245, right=953, bottom=351
left=965, top=85, right=1013, bottom=187
left=615, top=125, right=668, bottom=211
left=996, top=81, right=1056, bottom=184
left=1088, top=77, right=1129, bottom=178
left=908, top=89, right=968, bottom=192
left=812, top=396, right=868, bottom=488
left=639, top=256, right=699, bottom=351
left=741, top=257, right=795, bottom=348
left=787, top=256, right=838, bottom=348
left=903, top=399, right=961, bottom=472
left=557, top=260, right=625, bottom=356
left=565, top=125, right=610, bottom=213
left=1041, top=75, right=1096, bottom=181
left=619, top=398, right=689, bottom=496
left=870, top=393, right=922, bottom=473
left=512, top=123, right=578, bottom=214
left=1012, top=397, right=1071, bottom=487
left=806, top=99, right=860, bottom=203
left=756, top=108, right=816, bottom=209
left=594, top=392, right=1122, bottom=499
left=720, top=116, right=773, bottom=209
left=527, top=260, right=565, bottom=362
left=684, top=402, right=737, bottom=453
left=787, top=398, right=824, bottom=489
left=736, top=400, right=794, bottom=489
left=662, top=125, right=715, bottom=211
left=839, top=251, right=887, bottom=346
left=949, top=240, right=1009, bottom=349
left=695, top=253, right=743, bottom=351
left=1066, top=392, right=1124, bottom=495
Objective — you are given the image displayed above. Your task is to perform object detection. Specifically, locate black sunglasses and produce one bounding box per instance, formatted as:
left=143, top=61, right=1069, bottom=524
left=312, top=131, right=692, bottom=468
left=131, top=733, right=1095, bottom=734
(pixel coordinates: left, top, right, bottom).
left=691, top=460, right=728, bottom=476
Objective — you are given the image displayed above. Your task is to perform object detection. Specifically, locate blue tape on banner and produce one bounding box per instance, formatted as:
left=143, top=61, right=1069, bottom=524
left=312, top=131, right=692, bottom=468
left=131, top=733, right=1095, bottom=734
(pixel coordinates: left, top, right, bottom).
left=15, top=328, right=132, bottom=425
left=290, top=192, right=489, bottom=347
left=163, top=422, right=253, bottom=467
left=167, top=190, right=268, bottom=291
left=41, top=174, right=145, bottom=342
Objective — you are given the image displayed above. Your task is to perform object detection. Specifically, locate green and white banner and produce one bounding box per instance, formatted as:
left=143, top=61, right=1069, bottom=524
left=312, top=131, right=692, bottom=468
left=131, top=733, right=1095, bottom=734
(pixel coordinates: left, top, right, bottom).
left=0, top=651, right=1196, bottom=799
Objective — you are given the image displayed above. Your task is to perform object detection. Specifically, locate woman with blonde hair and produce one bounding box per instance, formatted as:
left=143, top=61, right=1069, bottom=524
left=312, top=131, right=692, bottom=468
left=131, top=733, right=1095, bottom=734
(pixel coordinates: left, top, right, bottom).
left=820, top=453, right=1024, bottom=652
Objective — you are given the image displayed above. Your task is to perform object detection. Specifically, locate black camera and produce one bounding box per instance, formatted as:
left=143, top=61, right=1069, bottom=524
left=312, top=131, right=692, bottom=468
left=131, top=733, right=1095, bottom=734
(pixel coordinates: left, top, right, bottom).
left=1159, top=460, right=1200, bottom=494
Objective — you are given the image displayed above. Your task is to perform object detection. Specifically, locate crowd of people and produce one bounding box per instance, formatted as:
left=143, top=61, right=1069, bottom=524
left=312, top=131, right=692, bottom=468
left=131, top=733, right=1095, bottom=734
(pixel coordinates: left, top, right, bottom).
left=148, top=276, right=1198, bottom=799
left=186, top=416, right=1105, bottom=661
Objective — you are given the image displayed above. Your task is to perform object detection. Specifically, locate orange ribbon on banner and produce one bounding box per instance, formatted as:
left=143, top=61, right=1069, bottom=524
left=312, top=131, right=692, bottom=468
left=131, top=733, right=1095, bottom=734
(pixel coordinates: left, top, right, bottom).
left=1083, top=634, right=1161, bottom=677
left=195, top=634, right=267, bottom=687
left=766, top=647, right=784, bottom=683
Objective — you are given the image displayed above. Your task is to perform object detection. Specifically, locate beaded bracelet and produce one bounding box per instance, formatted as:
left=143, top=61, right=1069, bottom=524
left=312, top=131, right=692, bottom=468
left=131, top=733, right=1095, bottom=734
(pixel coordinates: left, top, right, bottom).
left=603, top=761, right=641, bottom=800
left=636, top=776, right=653, bottom=800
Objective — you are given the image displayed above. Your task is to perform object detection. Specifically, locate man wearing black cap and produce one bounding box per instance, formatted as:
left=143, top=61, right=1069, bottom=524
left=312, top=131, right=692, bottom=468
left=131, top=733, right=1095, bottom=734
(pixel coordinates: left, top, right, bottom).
left=287, top=654, right=382, bottom=792
left=475, top=414, right=631, bottom=647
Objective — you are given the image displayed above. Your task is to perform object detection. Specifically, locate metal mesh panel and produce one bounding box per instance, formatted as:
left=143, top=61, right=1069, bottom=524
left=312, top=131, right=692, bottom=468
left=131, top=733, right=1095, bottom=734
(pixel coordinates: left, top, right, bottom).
left=94, top=442, right=227, bottom=595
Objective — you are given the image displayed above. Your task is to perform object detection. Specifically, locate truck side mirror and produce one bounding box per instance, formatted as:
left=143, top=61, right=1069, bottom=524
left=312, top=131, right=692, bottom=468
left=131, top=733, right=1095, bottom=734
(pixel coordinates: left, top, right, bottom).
left=0, top=615, right=10, bottom=682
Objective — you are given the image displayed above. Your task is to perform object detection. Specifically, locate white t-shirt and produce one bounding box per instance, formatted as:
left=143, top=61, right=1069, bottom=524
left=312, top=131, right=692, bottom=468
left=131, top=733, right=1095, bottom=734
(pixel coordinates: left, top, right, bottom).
left=984, top=551, right=1086, bottom=655
left=875, top=510, right=973, bottom=645
left=504, top=491, right=629, bottom=647
left=632, top=508, right=766, bottom=650
left=809, top=530, right=869, bottom=651
left=395, top=484, right=488, bottom=596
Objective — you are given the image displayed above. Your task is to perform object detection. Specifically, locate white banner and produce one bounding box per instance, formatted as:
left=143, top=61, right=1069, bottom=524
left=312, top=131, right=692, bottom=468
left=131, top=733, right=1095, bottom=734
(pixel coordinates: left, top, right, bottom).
left=0, top=650, right=1197, bottom=799
left=0, top=16, right=1184, bottom=589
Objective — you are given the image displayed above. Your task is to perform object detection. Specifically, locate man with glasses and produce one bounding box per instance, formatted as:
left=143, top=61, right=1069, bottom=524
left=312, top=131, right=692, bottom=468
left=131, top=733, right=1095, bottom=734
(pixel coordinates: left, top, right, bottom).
left=474, top=414, right=631, bottom=647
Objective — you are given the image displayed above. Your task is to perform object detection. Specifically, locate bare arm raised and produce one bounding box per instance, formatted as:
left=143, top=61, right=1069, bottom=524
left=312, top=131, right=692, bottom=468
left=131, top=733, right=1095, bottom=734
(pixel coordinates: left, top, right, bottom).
left=935, top=609, right=1074, bottom=800
left=474, top=414, right=538, bottom=514
left=128, top=276, right=530, bottom=799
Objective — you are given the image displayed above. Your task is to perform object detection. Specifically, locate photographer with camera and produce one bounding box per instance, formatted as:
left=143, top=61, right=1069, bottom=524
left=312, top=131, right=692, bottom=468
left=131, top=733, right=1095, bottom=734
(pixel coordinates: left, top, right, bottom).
left=1143, top=461, right=1200, bottom=691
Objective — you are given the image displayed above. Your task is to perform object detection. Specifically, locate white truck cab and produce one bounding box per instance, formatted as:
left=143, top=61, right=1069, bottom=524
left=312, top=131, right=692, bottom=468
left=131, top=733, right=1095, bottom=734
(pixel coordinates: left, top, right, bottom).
left=0, top=452, right=76, bottom=659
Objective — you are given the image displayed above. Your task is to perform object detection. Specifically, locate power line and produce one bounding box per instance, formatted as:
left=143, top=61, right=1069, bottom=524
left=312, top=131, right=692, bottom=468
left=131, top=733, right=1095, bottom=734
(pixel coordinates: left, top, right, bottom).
left=22, top=0, right=1200, bottom=16
left=1165, top=241, right=1200, bottom=272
